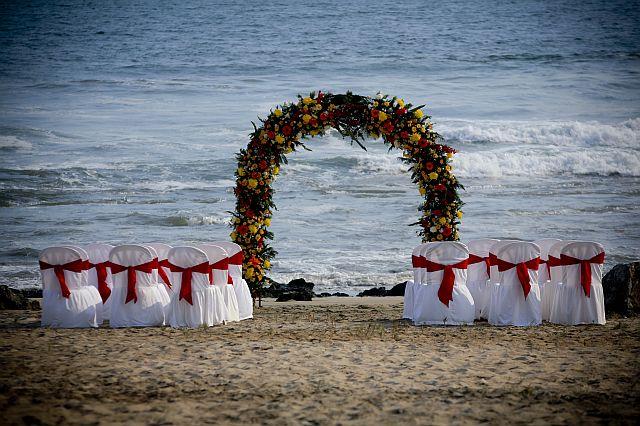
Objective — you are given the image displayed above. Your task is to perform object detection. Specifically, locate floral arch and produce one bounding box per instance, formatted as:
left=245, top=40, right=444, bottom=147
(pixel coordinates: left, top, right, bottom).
left=231, top=92, right=464, bottom=295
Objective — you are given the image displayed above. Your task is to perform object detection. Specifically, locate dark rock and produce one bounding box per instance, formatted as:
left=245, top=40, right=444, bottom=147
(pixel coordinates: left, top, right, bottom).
left=264, top=278, right=315, bottom=302
left=0, top=285, right=40, bottom=310
left=276, top=291, right=313, bottom=302
left=387, top=282, right=407, bottom=296
left=332, top=292, right=350, bottom=297
left=316, top=292, right=332, bottom=298
left=19, top=288, right=43, bottom=299
left=603, top=262, right=640, bottom=316
left=357, top=287, right=387, bottom=297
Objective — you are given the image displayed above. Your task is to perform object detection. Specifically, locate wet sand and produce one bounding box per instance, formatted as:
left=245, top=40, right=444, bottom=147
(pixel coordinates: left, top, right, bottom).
left=1, top=297, right=638, bottom=425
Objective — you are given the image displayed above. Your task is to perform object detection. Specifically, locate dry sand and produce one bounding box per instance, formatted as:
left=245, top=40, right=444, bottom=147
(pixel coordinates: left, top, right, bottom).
left=1, top=297, right=639, bottom=425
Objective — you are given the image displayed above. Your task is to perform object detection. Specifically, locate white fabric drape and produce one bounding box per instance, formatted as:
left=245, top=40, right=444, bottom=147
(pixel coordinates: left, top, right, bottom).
left=466, top=239, right=499, bottom=319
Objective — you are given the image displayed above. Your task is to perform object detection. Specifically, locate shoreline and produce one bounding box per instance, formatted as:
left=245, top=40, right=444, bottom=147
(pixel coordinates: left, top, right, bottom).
left=1, top=299, right=638, bottom=424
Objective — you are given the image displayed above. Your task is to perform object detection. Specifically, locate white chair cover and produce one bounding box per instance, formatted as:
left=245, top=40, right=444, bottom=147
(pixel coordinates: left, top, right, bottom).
left=488, top=242, right=541, bottom=326
left=549, top=242, right=606, bottom=325
left=412, top=242, right=475, bottom=325
left=109, top=245, right=170, bottom=328
left=402, top=243, right=431, bottom=320
left=40, top=246, right=102, bottom=328
left=212, top=241, right=253, bottom=320
left=484, top=239, right=518, bottom=320
left=532, top=238, right=562, bottom=320
left=166, top=246, right=226, bottom=327
left=197, top=244, right=240, bottom=322
left=146, top=243, right=173, bottom=293
left=542, top=240, right=574, bottom=321
left=466, top=239, right=499, bottom=319
left=84, top=243, right=115, bottom=322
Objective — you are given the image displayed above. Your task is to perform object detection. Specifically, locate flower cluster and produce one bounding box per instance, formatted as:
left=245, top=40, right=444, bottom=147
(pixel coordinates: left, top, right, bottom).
left=232, top=92, right=463, bottom=296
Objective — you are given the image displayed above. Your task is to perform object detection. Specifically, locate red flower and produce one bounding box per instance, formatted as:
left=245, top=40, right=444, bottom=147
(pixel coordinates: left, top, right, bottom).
left=317, top=92, right=324, bottom=101
left=319, top=112, right=329, bottom=121
left=426, top=162, right=434, bottom=171
left=245, top=210, right=255, bottom=219
left=387, top=134, right=397, bottom=143
left=267, top=130, right=275, bottom=140
left=400, top=131, right=409, bottom=140
left=282, top=125, right=293, bottom=136
left=419, top=138, right=428, bottom=148
left=237, top=224, right=249, bottom=235
left=435, top=184, right=446, bottom=191
left=371, top=109, right=379, bottom=118
left=397, top=108, right=406, bottom=115
left=442, top=227, right=452, bottom=237
left=251, top=171, right=260, bottom=179
left=309, top=118, right=318, bottom=127
left=259, top=160, right=268, bottom=170
left=433, top=210, right=442, bottom=216
left=383, top=121, right=394, bottom=133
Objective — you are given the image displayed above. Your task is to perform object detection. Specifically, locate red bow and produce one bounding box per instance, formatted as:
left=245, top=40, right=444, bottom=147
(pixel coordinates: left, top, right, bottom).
left=495, top=257, right=540, bottom=299
left=411, top=255, right=427, bottom=268
left=468, top=254, right=491, bottom=276
left=157, top=259, right=172, bottom=289
left=227, top=252, right=243, bottom=284
left=210, top=258, right=229, bottom=285
left=559, top=252, right=605, bottom=297
left=88, top=261, right=111, bottom=303
left=39, top=259, right=88, bottom=299
left=109, top=259, right=158, bottom=304
left=167, top=261, right=211, bottom=305
left=424, top=259, right=468, bottom=307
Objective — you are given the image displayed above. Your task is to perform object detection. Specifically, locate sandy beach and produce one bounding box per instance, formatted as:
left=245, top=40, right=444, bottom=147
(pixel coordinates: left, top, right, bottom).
left=0, top=297, right=638, bottom=425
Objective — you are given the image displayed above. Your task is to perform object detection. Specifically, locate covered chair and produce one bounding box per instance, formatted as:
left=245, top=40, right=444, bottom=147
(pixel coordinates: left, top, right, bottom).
left=542, top=240, right=573, bottom=321
left=403, top=243, right=432, bottom=320
left=549, top=242, right=606, bottom=325
left=166, top=246, right=227, bottom=327
left=485, top=239, right=518, bottom=320
left=40, top=246, right=102, bottom=328
left=196, top=244, right=240, bottom=322
left=466, top=238, right=499, bottom=319
left=533, top=238, right=562, bottom=320
left=146, top=243, right=173, bottom=293
left=412, top=242, right=475, bottom=325
left=84, top=243, right=115, bottom=321
left=488, top=242, right=541, bottom=326
left=212, top=241, right=253, bottom=320
left=109, top=245, right=170, bottom=328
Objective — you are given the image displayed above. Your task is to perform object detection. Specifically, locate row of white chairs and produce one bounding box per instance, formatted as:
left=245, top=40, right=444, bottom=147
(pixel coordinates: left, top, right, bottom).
left=39, top=242, right=254, bottom=328
left=403, top=239, right=606, bottom=326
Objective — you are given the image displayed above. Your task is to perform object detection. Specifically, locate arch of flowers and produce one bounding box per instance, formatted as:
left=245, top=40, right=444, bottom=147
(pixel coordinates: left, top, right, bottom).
left=231, top=92, right=463, bottom=295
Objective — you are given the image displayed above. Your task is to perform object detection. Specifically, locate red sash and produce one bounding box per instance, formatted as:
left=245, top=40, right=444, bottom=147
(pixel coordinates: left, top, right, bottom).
left=88, top=261, right=111, bottom=303
left=166, top=261, right=211, bottom=305
left=210, top=258, right=229, bottom=285
left=468, top=254, right=490, bottom=276
left=495, top=257, right=540, bottom=299
left=411, top=255, right=427, bottom=268
left=424, top=259, right=468, bottom=307
left=227, top=252, right=243, bottom=284
left=157, top=259, right=172, bottom=289
left=39, top=259, right=88, bottom=298
left=559, top=252, right=605, bottom=297
left=109, top=259, right=158, bottom=304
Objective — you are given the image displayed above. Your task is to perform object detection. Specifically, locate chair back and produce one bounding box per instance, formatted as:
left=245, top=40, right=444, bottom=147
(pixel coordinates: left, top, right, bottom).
left=467, top=239, right=499, bottom=283
left=548, top=240, right=574, bottom=286
left=40, top=246, right=87, bottom=294
left=422, top=242, right=469, bottom=286
left=489, top=240, right=518, bottom=284
left=109, top=245, right=156, bottom=290
left=84, top=243, right=115, bottom=295
left=533, top=238, right=562, bottom=283
left=196, top=244, right=229, bottom=286
left=495, top=242, right=540, bottom=298
left=166, top=246, right=211, bottom=294
left=560, top=242, right=605, bottom=296
left=411, top=243, right=430, bottom=284
left=212, top=241, right=243, bottom=282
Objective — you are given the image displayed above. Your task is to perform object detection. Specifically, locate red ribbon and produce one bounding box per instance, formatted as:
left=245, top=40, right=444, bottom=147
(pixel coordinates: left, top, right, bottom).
left=210, top=258, right=229, bottom=285
left=157, top=259, right=172, bottom=289
left=166, top=261, right=211, bottom=305
left=424, top=259, right=468, bottom=307
left=468, top=254, right=491, bottom=276
left=39, top=259, right=88, bottom=299
left=109, top=259, right=158, bottom=304
left=495, top=257, right=540, bottom=299
left=559, top=252, right=605, bottom=297
left=88, top=261, right=111, bottom=303
left=227, top=252, right=243, bottom=284
left=411, top=255, right=427, bottom=268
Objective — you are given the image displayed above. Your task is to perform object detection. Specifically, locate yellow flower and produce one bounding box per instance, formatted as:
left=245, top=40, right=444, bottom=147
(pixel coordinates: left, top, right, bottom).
left=264, top=260, right=271, bottom=269
left=373, top=101, right=379, bottom=107
left=230, top=231, right=237, bottom=241
left=284, top=147, right=293, bottom=154
left=428, top=172, right=438, bottom=180
left=247, top=179, right=258, bottom=189
left=447, top=152, right=453, bottom=158
left=383, top=101, right=390, bottom=107
left=273, top=166, right=280, bottom=175
left=419, top=186, right=426, bottom=196
left=237, top=167, right=245, bottom=176
left=274, top=108, right=283, bottom=117
left=302, top=114, right=312, bottom=124
left=246, top=267, right=254, bottom=278
left=378, top=111, right=388, bottom=121
left=302, top=97, right=314, bottom=105
left=264, top=218, right=271, bottom=226
left=275, top=134, right=285, bottom=144
left=310, top=130, right=319, bottom=136
left=414, top=109, right=424, bottom=119
left=439, top=217, right=447, bottom=225
left=397, top=98, right=405, bottom=108
left=370, top=132, right=380, bottom=139
left=437, top=234, right=443, bottom=240
left=410, top=133, right=421, bottom=142
left=248, top=225, right=258, bottom=234
left=457, top=211, right=463, bottom=219
left=446, top=165, right=452, bottom=172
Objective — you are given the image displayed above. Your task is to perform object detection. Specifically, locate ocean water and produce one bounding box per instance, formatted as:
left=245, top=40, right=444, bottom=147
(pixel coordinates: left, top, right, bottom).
left=1, top=0, right=639, bottom=294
